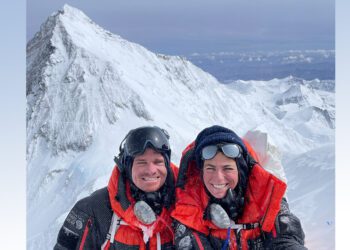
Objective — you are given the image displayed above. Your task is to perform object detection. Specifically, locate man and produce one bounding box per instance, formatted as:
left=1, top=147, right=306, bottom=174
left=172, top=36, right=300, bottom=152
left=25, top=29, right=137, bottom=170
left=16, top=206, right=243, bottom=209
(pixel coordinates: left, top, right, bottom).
left=172, top=125, right=307, bottom=249
left=54, top=126, right=178, bottom=250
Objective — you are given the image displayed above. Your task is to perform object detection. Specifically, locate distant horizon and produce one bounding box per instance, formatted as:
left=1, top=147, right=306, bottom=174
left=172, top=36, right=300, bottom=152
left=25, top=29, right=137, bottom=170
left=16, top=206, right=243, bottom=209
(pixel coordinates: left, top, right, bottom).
left=27, top=1, right=335, bottom=56
left=26, top=3, right=335, bottom=81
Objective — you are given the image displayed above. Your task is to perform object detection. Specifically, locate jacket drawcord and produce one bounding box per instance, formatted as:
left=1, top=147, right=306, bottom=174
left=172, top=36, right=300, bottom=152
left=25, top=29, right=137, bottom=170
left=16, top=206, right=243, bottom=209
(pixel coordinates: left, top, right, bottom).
left=222, top=227, right=231, bottom=250
left=101, top=212, right=162, bottom=250
left=156, top=233, right=161, bottom=250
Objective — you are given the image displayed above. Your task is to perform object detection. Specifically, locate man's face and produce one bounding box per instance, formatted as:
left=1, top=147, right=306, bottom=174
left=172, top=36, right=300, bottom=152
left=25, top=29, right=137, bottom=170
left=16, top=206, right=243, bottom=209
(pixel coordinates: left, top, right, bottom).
left=203, top=152, right=239, bottom=199
left=131, top=148, right=167, bottom=192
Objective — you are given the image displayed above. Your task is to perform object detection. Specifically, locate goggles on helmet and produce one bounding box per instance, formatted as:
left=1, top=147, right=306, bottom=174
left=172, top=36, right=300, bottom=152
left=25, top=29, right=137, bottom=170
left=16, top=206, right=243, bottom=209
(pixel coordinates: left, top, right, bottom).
left=121, top=126, right=170, bottom=157
left=201, top=143, right=241, bottom=160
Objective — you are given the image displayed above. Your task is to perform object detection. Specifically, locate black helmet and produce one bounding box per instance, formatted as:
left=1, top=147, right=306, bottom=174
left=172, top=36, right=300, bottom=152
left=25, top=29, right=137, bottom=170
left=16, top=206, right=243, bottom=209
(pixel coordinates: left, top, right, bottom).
left=114, top=126, right=175, bottom=211
left=115, top=126, right=171, bottom=173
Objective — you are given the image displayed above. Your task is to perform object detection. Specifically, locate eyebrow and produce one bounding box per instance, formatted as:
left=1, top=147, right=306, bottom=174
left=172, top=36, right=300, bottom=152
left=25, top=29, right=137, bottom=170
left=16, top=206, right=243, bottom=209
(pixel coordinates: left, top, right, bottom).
left=135, top=159, right=147, bottom=163
left=204, top=164, right=216, bottom=168
left=135, top=157, right=164, bottom=162
left=154, top=158, right=165, bottom=162
left=204, top=164, right=236, bottom=168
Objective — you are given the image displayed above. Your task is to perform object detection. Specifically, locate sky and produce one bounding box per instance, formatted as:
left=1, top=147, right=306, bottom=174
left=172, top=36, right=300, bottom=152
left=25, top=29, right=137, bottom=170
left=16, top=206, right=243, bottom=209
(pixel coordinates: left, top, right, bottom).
left=0, top=0, right=349, bottom=249
left=26, top=0, right=335, bottom=55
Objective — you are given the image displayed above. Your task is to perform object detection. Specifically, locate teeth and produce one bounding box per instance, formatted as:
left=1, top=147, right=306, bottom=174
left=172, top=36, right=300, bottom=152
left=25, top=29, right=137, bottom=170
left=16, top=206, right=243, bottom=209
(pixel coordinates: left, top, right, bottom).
left=143, top=177, right=159, bottom=181
left=212, top=184, right=227, bottom=189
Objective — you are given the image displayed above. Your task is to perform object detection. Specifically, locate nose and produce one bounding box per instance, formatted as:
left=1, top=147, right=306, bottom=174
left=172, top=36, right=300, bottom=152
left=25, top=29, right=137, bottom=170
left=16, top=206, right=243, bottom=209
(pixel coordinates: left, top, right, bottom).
left=146, top=162, right=158, bottom=175
left=213, top=169, right=225, bottom=181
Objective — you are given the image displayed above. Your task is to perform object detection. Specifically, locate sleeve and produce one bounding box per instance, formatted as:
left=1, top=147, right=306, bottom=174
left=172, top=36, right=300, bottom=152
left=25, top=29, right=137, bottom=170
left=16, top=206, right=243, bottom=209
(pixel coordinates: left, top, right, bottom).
left=54, top=198, right=95, bottom=250
left=270, top=198, right=308, bottom=250
left=173, top=220, right=214, bottom=250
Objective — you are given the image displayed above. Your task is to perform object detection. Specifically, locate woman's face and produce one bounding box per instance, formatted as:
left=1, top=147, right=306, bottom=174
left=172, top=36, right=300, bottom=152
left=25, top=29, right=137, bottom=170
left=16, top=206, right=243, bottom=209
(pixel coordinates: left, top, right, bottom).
left=202, top=152, right=239, bottom=199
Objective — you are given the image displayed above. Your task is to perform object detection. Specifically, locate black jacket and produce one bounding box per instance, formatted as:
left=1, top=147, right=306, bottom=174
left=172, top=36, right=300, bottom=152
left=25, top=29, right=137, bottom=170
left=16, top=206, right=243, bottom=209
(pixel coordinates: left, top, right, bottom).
left=54, top=187, right=113, bottom=249
left=54, top=186, right=175, bottom=250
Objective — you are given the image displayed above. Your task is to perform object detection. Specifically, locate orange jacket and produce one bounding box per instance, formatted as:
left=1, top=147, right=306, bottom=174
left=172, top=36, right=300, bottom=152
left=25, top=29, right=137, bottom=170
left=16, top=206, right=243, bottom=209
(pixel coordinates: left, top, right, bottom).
left=107, top=164, right=179, bottom=250
left=171, top=141, right=286, bottom=250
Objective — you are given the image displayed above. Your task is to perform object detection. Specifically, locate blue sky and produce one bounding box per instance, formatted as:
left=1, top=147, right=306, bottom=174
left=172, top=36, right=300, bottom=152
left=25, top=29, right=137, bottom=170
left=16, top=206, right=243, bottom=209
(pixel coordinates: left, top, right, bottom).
left=27, top=0, right=335, bottom=54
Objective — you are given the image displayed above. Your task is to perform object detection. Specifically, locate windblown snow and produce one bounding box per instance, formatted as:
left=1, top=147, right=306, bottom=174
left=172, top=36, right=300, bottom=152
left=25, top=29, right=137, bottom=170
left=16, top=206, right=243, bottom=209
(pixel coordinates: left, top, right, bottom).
left=27, top=5, right=334, bottom=249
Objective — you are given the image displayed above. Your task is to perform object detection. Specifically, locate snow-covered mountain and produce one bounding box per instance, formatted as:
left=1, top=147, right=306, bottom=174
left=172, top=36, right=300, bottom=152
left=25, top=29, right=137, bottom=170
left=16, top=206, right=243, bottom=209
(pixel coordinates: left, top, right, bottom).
left=228, top=77, right=334, bottom=146
left=27, top=5, right=335, bottom=249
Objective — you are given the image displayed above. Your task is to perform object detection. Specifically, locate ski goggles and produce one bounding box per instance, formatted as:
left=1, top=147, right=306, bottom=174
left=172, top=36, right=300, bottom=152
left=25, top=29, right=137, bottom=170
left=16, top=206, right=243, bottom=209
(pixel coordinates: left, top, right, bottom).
left=201, top=143, right=241, bottom=160
left=122, top=126, right=170, bottom=157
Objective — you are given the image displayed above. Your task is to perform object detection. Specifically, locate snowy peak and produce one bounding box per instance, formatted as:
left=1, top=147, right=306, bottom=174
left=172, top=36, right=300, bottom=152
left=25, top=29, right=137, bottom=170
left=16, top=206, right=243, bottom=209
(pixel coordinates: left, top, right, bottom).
left=55, top=4, right=125, bottom=56
left=275, top=83, right=324, bottom=107
left=275, top=84, right=307, bottom=106
left=26, top=4, right=221, bottom=159
left=61, top=4, right=91, bottom=19
left=26, top=4, right=154, bottom=157
left=272, top=77, right=334, bottom=131
left=227, top=76, right=334, bottom=144
left=27, top=4, right=120, bottom=66
left=307, top=79, right=335, bottom=92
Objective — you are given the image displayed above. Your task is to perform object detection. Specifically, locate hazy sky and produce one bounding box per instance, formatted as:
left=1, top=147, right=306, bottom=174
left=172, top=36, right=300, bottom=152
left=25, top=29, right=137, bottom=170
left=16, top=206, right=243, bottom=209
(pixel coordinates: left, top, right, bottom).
left=27, top=0, right=335, bottom=55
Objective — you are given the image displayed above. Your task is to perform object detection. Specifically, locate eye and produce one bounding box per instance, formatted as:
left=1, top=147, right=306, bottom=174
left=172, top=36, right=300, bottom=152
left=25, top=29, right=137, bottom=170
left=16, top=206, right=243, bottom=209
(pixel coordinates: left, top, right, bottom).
left=154, top=159, right=165, bottom=165
left=135, top=160, right=147, bottom=166
left=223, top=166, right=236, bottom=171
left=204, top=166, right=215, bottom=171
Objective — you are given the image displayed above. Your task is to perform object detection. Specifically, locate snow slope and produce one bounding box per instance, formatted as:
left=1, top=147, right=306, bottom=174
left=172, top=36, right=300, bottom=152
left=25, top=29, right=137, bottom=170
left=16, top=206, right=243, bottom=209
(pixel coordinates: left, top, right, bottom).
left=284, top=144, right=335, bottom=250
left=27, top=5, right=335, bottom=249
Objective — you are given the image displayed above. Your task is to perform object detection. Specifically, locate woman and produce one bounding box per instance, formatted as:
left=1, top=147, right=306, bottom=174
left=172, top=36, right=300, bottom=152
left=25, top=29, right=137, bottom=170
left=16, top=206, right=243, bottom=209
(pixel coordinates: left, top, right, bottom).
left=171, top=125, right=306, bottom=250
